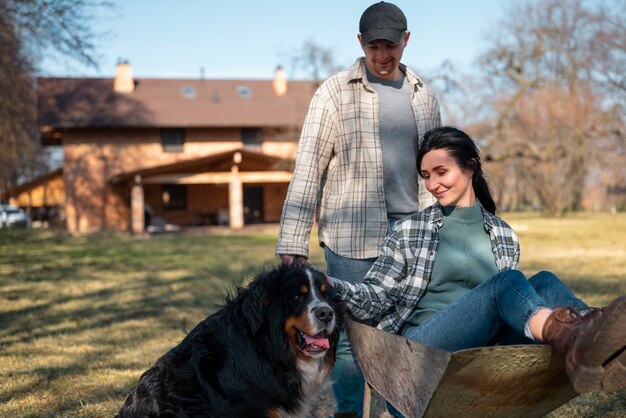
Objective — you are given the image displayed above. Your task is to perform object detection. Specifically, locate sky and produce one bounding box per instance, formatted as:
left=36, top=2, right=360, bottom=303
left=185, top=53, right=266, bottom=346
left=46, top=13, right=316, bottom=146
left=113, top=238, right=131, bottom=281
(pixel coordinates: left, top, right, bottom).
left=39, top=0, right=513, bottom=80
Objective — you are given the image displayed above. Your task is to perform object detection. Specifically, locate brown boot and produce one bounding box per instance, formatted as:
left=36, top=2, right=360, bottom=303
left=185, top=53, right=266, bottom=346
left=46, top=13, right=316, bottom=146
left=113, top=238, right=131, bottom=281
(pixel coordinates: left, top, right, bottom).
left=542, top=295, right=626, bottom=393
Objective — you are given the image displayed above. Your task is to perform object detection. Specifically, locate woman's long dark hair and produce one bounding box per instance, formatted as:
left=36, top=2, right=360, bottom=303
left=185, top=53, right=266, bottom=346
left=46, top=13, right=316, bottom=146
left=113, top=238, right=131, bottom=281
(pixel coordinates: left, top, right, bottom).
left=417, top=126, right=496, bottom=215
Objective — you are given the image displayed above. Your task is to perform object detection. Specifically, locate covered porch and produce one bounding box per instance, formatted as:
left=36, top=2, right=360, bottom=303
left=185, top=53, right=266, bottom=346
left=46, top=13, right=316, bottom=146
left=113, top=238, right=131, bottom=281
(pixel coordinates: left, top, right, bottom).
left=110, top=148, right=293, bottom=234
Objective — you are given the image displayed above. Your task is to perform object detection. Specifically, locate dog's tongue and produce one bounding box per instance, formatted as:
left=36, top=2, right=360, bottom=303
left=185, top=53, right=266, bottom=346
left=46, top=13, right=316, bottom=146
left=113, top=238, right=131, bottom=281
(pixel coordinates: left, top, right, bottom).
left=304, top=333, right=330, bottom=350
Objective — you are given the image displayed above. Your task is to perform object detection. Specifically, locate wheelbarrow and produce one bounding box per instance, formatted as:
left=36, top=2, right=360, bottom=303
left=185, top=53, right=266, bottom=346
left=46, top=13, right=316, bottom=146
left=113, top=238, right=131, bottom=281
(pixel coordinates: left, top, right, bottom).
left=346, top=320, right=577, bottom=418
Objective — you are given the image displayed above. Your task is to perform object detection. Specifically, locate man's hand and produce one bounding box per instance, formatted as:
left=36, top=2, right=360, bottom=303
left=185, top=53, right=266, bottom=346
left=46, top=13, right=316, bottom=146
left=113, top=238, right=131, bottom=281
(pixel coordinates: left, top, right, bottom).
left=278, top=254, right=311, bottom=268
left=279, top=255, right=332, bottom=285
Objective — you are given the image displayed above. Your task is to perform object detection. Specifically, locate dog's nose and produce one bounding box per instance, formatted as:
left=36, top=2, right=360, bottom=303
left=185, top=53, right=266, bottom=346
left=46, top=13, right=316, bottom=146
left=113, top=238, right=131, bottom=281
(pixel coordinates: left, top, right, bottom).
left=315, top=306, right=334, bottom=323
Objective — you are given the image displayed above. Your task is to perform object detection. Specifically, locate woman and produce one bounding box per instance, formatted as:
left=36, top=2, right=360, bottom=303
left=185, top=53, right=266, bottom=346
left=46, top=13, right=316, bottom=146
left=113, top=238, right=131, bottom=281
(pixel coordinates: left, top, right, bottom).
left=328, top=126, right=625, bottom=395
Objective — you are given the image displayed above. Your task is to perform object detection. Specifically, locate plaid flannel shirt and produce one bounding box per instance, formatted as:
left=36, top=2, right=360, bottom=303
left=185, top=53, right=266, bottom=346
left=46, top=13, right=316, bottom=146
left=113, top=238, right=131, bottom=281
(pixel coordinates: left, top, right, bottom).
left=333, top=203, right=521, bottom=334
left=276, top=58, right=441, bottom=259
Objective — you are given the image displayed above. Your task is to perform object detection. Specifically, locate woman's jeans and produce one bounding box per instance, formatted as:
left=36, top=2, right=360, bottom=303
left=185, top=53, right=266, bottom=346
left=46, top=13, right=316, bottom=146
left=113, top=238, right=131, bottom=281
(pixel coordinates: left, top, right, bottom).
left=385, top=270, right=587, bottom=417
left=401, top=270, right=587, bottom=349
left=325, top=218, right=398, bottom=416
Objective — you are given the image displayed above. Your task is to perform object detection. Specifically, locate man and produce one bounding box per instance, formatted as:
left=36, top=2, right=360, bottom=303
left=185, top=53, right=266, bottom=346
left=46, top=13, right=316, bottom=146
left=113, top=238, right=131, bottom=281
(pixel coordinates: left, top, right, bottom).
left=276, top=2, right=441, bottom=416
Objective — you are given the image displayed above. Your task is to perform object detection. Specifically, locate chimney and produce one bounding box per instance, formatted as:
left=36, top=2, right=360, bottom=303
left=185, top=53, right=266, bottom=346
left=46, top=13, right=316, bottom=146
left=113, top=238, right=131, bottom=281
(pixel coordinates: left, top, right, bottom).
left=272, top=65, right=288, bottom=96
left=114, top=60, right=135, bottom=94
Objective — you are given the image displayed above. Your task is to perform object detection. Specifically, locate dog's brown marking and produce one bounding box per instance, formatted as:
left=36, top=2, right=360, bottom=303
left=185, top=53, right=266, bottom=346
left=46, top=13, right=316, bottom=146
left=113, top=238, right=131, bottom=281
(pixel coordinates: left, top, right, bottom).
left=299, top=284, right=309, bottom=295
left=266, top=409, right=281, bottom=418
left=284, top=309, right=323, bottom=361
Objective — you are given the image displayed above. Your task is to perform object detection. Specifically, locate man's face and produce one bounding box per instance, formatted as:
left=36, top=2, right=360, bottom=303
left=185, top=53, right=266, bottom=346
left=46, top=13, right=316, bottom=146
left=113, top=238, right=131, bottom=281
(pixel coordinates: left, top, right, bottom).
left=359, top=32, right=410, bottom=81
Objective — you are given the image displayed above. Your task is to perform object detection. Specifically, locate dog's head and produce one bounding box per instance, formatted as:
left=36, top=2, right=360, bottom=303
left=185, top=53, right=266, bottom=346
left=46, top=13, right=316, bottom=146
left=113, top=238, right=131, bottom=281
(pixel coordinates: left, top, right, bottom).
left=237, top=264, right=344, bottom=360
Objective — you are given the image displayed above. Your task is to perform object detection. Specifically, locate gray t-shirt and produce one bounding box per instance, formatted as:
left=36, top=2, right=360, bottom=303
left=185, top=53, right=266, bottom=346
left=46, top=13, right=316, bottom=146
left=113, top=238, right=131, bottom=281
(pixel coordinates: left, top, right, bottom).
left=366, top=69, right=419, bottom=218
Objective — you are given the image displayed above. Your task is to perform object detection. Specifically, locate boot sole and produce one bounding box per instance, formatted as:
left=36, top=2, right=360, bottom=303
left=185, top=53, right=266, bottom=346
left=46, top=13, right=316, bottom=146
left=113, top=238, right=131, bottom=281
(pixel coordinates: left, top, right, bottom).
left=602, top=350, right=626, bottom=392
left=570, top=295, right=626, bottom=393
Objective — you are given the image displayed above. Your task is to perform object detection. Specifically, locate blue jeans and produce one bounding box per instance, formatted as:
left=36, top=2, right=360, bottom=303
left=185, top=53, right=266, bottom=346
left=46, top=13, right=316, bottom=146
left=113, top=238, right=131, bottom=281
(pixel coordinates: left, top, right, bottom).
left=326, top=219, right=398, bottom=416
left=387, top=270, right=587, bottom=417
left=401, top=270, right=587, bottom=349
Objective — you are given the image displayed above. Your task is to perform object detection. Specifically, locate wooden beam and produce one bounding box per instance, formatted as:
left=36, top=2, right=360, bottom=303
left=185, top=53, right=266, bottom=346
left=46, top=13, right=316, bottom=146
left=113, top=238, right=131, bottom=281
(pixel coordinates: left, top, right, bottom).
left=229, top=164, right=244, bottom=229
left=130, top=175, right=145, bottom=235
left=142, top=171, right=293, bottom=185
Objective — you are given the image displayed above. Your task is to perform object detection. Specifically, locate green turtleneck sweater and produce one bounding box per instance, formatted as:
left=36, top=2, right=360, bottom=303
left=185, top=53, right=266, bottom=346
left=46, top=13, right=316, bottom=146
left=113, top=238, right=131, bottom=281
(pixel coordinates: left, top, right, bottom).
left=406, top=203, right=498, bottom=326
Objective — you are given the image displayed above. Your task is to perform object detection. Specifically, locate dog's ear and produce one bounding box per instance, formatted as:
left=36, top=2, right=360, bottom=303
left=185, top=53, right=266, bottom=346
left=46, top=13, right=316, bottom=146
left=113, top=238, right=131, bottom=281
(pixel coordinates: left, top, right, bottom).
left=240, top=265, right=286, bottom=334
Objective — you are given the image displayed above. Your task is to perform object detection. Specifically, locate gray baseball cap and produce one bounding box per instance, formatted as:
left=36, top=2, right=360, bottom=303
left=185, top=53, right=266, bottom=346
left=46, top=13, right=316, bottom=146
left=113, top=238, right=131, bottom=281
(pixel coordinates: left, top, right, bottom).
left=359, top=2, right=407, bottom=45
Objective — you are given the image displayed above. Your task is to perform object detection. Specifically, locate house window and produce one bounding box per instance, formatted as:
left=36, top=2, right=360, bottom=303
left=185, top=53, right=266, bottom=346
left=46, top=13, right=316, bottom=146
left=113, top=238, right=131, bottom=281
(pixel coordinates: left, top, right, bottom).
left=161, top=129, right=185, bottom=152
left=242, top=128, right=262, bottom=151
left=180, top=85, right=196, bottom=99
left=161, top=185, right=186, bottom=210
left=236, top=85, right=251, bottom=98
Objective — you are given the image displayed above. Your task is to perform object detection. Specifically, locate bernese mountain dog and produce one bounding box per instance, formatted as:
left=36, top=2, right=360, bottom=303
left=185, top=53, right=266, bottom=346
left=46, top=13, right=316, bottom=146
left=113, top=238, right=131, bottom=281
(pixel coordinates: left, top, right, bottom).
left=117, top=264, right=344, bottom=418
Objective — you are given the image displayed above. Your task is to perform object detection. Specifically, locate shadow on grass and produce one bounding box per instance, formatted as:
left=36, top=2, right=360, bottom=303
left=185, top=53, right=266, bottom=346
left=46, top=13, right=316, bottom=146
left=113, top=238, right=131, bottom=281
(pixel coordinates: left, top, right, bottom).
left=0, top=344, right=144, bottom=415
left=0, top=266, right=264, bottom=349
left=524, top=263, right=626, bottom=301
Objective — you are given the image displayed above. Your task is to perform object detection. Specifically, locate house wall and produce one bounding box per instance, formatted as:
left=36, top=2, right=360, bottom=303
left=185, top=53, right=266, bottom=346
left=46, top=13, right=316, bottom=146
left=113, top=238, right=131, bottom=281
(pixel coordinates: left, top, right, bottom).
left=264, top=183, right=289, bottom=222
left=11, top=175, right=65, bottom=207
left=62, top=127, right=296, bottom=233
left=9, top=174, right=66, bottom=227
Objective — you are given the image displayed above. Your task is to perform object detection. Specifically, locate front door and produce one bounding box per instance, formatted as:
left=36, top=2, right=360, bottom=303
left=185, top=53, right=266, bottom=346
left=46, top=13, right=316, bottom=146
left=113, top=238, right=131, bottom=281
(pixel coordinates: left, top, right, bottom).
left=243, top=186, right=264, bottom=224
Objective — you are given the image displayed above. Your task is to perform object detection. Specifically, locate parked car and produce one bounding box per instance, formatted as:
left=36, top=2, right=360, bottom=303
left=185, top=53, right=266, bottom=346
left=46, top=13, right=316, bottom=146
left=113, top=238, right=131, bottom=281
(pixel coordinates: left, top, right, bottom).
left=0, top=205, right=29, bottom=228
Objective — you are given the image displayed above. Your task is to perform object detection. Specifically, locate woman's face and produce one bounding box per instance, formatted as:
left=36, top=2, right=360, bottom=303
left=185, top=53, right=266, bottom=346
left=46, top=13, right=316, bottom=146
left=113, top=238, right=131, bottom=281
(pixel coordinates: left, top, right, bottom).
left=420, top=148, right=476, bottom=207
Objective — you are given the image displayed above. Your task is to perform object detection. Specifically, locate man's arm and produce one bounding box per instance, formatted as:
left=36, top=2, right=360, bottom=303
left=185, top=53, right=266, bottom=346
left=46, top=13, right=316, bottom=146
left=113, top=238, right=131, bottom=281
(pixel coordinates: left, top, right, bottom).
left=276, top=82, right=337, bottom=259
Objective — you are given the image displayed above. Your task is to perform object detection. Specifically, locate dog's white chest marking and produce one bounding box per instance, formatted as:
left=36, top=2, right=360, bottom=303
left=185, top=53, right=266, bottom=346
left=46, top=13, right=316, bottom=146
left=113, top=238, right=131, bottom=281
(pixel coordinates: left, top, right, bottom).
left=275, top=358, right=329, bottom=418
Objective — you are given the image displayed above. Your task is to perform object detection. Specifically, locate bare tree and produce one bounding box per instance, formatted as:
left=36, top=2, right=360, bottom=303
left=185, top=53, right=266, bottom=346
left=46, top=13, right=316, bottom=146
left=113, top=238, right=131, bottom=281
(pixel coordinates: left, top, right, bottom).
left=0, top=0, right=111, bottom=197
left=287, top=39, right=343, bottom=86
left=590, top=1, right=626, bottom=102
left=477, top=0, right=625, bottom=215
left=0, top=2, right=34, bottom=195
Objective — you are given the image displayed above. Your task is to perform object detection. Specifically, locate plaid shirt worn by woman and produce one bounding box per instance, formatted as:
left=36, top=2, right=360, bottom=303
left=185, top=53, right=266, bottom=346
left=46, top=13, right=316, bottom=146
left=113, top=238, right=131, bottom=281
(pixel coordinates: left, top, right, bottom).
left=276, top=58, right=441, bottom=260
left=333, top=203, right=521, bottom=334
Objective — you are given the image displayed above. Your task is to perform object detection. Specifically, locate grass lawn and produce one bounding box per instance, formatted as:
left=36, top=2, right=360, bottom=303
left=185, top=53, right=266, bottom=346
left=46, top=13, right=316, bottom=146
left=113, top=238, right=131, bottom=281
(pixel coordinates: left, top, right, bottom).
left=0, top=213, right=625, bottom=417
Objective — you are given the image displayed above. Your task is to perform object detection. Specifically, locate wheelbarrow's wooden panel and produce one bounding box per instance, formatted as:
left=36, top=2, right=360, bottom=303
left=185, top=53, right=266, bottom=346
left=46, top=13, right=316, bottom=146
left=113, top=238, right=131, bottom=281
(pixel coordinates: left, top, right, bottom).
left=346, top=321, right=577, bottom=418
left=424, top=345, right=576, bottom=417
left=346, top=320, right=451, bottom=416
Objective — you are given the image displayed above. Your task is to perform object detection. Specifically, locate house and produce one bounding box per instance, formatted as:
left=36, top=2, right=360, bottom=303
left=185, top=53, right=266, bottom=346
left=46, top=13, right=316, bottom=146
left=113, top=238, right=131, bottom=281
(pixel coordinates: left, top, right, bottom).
left=18, top=62, right=317, bottom=233
left=1, top=168, right=65, bottom=227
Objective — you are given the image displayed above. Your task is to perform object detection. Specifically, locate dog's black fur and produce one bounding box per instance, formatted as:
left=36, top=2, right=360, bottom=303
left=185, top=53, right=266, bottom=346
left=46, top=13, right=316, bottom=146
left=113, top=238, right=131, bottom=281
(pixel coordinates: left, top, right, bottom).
left=117, top=264, right=344, bottom=418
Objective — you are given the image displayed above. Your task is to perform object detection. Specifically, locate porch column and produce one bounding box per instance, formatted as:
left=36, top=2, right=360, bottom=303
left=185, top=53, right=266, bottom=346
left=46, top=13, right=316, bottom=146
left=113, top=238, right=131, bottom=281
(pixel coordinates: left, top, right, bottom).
left=229, top=152, right=244, bottom=229
left=131, top=174, right=145, bottom=234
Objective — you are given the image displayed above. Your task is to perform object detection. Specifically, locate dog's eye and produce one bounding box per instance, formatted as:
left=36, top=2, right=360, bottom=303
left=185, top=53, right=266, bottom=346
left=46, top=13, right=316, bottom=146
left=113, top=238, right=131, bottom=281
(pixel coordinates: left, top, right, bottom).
left=292, top=294, right=303, bottom=302
left=319, top=283, right=330, bottom=298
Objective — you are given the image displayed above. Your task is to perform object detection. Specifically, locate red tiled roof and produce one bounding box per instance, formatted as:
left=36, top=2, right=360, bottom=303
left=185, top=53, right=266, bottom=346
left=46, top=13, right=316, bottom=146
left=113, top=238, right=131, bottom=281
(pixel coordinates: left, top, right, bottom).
left=37, top=77, right=317, bottom=128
